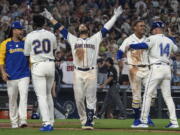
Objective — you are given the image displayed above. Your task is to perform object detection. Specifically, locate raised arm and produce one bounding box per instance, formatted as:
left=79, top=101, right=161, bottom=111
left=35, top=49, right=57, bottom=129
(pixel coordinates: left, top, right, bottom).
left=101, top=6, right=123, bottom=37
left=41, top=9, right=68, bottom=39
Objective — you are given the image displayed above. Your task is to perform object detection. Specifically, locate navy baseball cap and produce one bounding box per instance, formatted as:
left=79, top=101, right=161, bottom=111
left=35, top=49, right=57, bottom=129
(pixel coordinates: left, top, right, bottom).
left=151, top=21, right=165, bottom=31
left=11, top=21, right=24, bottom=29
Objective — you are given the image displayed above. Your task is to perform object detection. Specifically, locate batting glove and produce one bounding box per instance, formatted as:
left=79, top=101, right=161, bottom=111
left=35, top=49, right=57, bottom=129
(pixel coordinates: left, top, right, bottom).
left=114, top=6, right=123, bottom=18
left=40, top=8, right=54, bottom=21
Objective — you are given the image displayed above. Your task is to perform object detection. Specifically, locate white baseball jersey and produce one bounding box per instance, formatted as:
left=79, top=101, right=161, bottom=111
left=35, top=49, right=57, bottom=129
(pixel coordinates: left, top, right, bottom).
left=60, top=61, right=74, bottom=84
left=145, top=34, right=178, bottom=64
left=24, top=29, right=57, bottom=63
left=67, top=32, right=103, bottom=68
left=119, top=34, right=149, bottom=65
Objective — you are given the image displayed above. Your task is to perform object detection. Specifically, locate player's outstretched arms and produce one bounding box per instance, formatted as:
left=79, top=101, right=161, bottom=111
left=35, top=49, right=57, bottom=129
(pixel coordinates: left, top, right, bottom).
left=41, top=8, right=68, bottom=39
left=101, top=6, right=123, bottom=37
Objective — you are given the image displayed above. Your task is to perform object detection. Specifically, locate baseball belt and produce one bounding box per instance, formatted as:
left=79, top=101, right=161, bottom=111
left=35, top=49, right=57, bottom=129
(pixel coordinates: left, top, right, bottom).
left=75, top=66, right=94, bottom=71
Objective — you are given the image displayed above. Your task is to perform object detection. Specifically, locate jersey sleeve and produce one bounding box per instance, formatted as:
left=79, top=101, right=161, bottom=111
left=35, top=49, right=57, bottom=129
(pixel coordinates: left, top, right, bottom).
left=144, top=36, right=153, bottom=49
left=24, top=34, right=31, bottom=56
left=67, top=33, right=78, bottom=46
left=0, top=41, right=7, bottom=65
left=119, top=38, right=128, bottom=52
left=91, top=31, right=103, bottom=45
left=171, top=41, right=178, bottom=53
left=52, top=34, right=57, bottom=50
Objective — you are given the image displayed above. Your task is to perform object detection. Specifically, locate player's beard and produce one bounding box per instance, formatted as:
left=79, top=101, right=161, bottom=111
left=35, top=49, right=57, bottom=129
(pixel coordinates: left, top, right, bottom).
left=79, top=29, right=88, bottom=35
left=17, top=34, right=23, bottom=41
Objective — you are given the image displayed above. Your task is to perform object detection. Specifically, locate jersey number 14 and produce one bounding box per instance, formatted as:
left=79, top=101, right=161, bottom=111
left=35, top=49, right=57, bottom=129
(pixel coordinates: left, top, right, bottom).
left=159, top=43, right=170, bottom=57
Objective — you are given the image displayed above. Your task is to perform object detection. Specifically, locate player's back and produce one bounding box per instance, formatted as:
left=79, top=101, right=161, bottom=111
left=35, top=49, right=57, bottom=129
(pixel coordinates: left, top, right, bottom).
left=25, top=29, right=57, bottom=63
left=147, top=34, right=178, bottom=64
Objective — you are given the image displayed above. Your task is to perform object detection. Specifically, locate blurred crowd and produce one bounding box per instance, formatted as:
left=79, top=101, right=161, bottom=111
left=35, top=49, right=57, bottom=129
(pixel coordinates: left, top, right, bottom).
left=0, top=0, right=180, bottom=86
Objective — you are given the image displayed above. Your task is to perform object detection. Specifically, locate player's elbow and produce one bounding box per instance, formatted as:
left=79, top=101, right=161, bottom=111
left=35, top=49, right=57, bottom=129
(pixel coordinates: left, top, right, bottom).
left=116, top=50, right=124, bottom=60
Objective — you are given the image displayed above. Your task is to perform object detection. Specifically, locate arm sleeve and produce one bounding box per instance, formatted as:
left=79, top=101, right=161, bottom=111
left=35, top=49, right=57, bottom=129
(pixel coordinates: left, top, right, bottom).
left=100, top=27, right=109, bottom=38
left=52, top=34, right=57, bottom=50
left=116, top=39, right=128, bottom=60
left=59, top=28, right=68, bottom=40
left=116, top=50, right=124, bottom=60
left=172, top=42, right=178, bottom=53
left=104, top=15, right=118, bottom=31
left=24, top=35, right=31, bottom=56
left=0, top=41, right=6, bottom=65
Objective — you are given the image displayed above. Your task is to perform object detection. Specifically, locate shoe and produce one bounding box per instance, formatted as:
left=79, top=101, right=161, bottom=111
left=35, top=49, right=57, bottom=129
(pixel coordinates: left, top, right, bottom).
left=82, top=122, right=94, bottom=130
left=165, top=123, right=179, bottom=128
left=147, top=117, right=155, bottom=127
left=131, top=119, right=141, bottom=128
left=12, top=124, right=18, bottom=128
left=93, top=115, right=99, bottom=119
left=117, top=116, right=126, bottom=120
left=20, top=123, right=28, bottom=128
left=132, top=123, right=149, bottom=128
left=40, top=124, right=54, bottom=131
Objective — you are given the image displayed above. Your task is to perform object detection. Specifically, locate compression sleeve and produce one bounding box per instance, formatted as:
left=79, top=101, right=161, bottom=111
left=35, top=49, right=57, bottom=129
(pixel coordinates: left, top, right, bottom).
left=54, top=23, right=68, bottom=39
left=60, top=28, right=68, bottom=40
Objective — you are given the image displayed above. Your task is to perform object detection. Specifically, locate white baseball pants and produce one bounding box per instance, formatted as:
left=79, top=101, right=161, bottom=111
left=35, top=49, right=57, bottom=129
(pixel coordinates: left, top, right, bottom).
left=128, top=65, right=157, bottom=108
left=7, top=77, right=30, bottom=126
left=141, top=65, right=178, bottom=125
left=73, top=68, right=97, bottom=125
left=31, top=61, right=55, bottom=126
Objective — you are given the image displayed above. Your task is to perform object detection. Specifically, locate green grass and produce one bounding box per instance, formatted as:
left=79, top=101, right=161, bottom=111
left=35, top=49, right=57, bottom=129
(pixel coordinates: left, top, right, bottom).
left=0, top=119, right=180, bottom=135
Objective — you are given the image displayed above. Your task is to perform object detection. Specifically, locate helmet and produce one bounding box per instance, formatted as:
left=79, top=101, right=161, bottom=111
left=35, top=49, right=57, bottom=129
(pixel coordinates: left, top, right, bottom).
left=151, top=21, right=165, bottom=31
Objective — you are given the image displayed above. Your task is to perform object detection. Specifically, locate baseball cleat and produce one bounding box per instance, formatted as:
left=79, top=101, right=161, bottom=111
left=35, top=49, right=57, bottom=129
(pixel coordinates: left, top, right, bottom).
left=147, top=117, right=155, bottom=127
left=20, top=123, right=28, bottom=128
left=131, top=119, right=141, bottom=128
left=82, top=122, right=94, bottom=130
left=12, top=124, right=18, bottom=128
left=131, top=123, right=149, bottom=128
left=165, top=123, right=179, bottom=128
left=40, top=124, right=54, bottom=131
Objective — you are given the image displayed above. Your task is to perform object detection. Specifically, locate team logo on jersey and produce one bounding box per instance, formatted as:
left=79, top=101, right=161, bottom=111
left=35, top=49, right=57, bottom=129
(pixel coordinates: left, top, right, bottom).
left=9, top=48, right=24, bottom=53
left=75, top=44, right=95, bottom=49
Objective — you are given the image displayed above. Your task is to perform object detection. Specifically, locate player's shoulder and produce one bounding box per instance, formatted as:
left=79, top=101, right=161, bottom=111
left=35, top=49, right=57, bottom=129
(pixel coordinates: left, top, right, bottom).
left=0, top=38, right=12, bottom=46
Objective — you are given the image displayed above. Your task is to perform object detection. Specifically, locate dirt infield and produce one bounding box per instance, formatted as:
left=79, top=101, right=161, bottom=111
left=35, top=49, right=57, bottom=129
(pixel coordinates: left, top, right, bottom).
left=1, top=122, right=180, bottom=133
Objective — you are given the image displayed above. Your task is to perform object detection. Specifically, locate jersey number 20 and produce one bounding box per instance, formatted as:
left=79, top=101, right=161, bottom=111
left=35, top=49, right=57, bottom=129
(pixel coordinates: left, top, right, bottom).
left=159, top=43, right=170, bottom=56
left=33, top=39, right=51, bottom=54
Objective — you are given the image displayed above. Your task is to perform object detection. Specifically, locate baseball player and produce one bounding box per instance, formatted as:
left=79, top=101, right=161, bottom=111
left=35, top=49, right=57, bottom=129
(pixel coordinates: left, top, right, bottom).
left=129, top=21, right=179, bottom=128
left=117, top=20, right=155, bottom=127
left=0, top=21, right=30, bottom=128
left=41, top=6, right=123, bottom=129
left=24, top=15, right=57, bottom=131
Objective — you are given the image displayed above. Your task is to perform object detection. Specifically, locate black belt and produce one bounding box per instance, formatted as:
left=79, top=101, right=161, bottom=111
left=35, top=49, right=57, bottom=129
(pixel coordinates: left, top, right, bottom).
left=153, top=63, right=169, bottom=65
left=132, top=65, right=148, bottom=67
left=75, top=67, right=94, bottom=71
